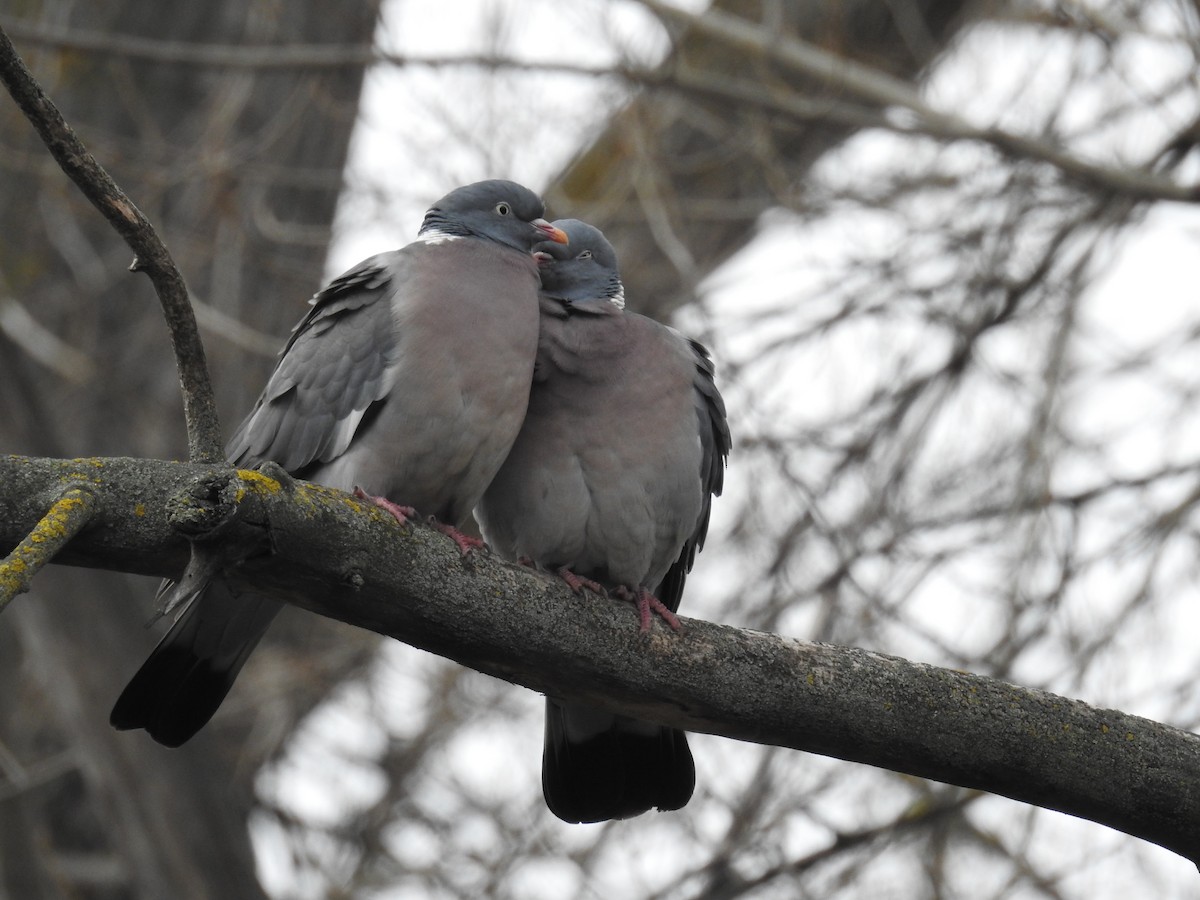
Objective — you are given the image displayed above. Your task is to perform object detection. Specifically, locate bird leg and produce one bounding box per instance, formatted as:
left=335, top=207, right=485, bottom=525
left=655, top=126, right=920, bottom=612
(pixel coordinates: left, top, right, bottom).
left=427, top=517, right=486, bottom=556
left=516, top=558, right=604, bottom=595
left=554, top=567, right=607, bottom=597
left=353, top=487, right=416, bottom=525
left=615, top=585, right=683, bottom=634
left=351, top=488, right=482, bottom=555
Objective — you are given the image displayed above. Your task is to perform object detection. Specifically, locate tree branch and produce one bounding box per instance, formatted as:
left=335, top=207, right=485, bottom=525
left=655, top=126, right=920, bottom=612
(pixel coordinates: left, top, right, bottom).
left=0, top=293, right=96, bottom=382
left=0, top=483, right=96, bottom=611
left=635, top=0, right=1200, bottom=203
left=0, top=24, right=223, bottom=462
left=4, top=13, right=1197, bottom=207
left=0, top=453, right=1198, bottom=865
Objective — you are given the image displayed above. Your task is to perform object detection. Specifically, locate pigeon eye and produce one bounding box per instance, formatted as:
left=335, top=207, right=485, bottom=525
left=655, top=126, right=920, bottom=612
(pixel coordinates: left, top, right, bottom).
left=495, top=202, right=511, bottom=216
left=577, top=250, right=593, bottom=260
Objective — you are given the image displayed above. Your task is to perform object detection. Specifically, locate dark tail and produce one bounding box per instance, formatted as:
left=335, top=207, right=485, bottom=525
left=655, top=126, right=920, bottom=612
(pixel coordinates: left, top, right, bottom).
left=542, top=698, right=695, bottom=823
left=110, top=579, right=282, bottom=747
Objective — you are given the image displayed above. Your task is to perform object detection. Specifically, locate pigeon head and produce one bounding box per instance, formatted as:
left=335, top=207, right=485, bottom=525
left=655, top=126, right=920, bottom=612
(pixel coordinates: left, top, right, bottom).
left=533, top=219, right=625, bottom=309
left=420, top=180, right=568, bottom=251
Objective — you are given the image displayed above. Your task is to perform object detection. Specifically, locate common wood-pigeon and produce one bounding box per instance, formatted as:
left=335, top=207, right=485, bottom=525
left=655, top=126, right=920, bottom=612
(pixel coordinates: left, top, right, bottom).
left=111, top=180, right=568, bottom=747
left=476, top=219, right=730, bottom=823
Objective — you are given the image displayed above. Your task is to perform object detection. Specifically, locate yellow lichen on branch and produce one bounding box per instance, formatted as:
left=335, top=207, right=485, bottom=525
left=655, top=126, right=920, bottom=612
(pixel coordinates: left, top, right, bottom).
left=0, top=485, right=97, bottom=611
left=235, top=468, right=283, bottom=496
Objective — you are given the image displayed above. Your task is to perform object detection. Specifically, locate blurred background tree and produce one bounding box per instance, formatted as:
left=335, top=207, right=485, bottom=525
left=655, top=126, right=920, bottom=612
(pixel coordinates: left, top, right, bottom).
left=0, top=1, right=380, bottom=896
left=2, top=0, right=1199, bottom=897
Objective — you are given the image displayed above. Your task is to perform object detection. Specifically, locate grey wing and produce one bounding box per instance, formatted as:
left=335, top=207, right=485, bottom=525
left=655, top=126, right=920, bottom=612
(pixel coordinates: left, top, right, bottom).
left=225, top=254, right=402, bottom=473
left=655, top=336, right=731, bottom=612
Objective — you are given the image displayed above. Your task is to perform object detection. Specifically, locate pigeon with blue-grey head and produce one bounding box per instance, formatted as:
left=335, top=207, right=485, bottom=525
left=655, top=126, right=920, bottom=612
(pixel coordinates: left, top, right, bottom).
left=111, top=180, right=568, bottom=747
left=476, top=219, right=730, bottom=823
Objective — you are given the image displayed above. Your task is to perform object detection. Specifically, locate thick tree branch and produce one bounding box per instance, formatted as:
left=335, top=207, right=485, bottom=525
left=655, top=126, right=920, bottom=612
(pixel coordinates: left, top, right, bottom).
left=0, top=24, right=222, bottom=462
left=0, top=453, right=1198, bottom=865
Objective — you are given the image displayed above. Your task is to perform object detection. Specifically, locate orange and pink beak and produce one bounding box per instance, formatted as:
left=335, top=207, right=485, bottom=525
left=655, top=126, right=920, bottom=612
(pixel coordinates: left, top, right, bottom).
left=533, top=219, right=569, bottom=244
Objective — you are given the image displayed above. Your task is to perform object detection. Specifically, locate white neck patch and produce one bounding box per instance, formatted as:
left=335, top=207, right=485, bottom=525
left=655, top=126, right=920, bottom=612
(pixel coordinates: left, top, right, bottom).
left=415, top=229, right=465, bottom=246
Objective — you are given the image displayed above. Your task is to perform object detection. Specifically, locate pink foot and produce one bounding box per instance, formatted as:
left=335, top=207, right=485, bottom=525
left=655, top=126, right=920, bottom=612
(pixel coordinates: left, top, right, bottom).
left=616, top=585, right=683, bottom=634
left=353, top=487, right=416, bottom=526
left=555, top=567, right=606, bottom=596
left=428, top=517, right=486, bottom=556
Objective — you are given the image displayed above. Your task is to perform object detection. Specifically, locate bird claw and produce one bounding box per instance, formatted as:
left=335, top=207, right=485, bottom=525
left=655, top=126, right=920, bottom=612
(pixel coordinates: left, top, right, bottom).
left=555, top=567, right=607, bottom=597
left=616, top=585, right=682, bottom=634
left=427, top=517, right=486, bottom=556
left=353, top=487, right=416, bottom=526
left=350, top=489, right=481, bottom=555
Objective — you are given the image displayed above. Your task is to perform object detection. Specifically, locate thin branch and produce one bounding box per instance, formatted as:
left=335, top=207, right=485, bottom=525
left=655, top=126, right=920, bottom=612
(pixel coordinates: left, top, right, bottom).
left=4, top=15, right=1198, bottom=205
left=0, top=17, right=383, bottom=70
left=190, top=294, right=282, bottom=357
left=0, top=747, right=78, bottom=802
left=0, top=24, right=223, bottom=462
left=0, top=484, right=97, bottom=612
left=685, top=792, right=978, bottom=899
left=635, top=0, right=1200, bottom=203
left=1, top=453, right=1200, bottom=865
left=0, top=294, right=96, bottom=382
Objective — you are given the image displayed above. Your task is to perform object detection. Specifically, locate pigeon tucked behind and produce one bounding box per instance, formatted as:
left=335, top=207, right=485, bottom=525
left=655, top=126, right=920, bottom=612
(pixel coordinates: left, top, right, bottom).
left=476, top=219, right=730, bottom=823
left=111, top=180, right=567, bottom=747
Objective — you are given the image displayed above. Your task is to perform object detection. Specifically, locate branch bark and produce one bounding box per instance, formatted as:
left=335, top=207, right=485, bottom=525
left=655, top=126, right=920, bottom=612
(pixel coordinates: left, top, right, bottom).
left=1, top=453, right=1198, bottom=866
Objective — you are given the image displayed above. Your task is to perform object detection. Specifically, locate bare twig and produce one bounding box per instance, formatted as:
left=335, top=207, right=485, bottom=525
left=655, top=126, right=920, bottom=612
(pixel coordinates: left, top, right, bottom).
left=3, top=14, right=1197, bottom=204
left=0, top=16, right=382, bottom=70
left=0, top=24, right=223, bottom=462
left=0, top=295, right=96, bottom=382
left=684, top=792, right=979, bottom=899
left=0, top=484, right=97, bottom=612
left=190, top=295, right=281, bottom=357
left=635, top=0, right=1200, bottom=203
